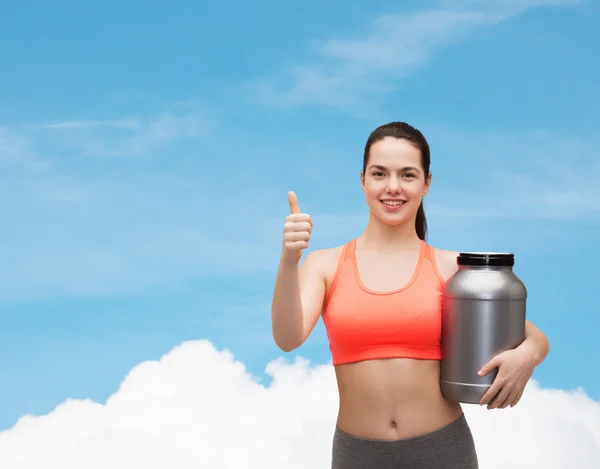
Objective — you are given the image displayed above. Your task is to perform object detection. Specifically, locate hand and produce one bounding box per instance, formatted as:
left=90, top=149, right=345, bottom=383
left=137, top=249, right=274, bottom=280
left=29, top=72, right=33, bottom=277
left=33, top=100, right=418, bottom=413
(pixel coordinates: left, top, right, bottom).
left=282, top=191, right=312, bottom=264
left=477, top=345, right=536, bottom=410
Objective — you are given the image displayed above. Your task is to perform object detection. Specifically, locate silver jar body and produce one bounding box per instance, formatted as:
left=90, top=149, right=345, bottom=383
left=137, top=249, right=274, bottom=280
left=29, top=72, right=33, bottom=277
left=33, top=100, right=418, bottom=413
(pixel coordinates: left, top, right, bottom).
left=440, top=254, right=527, bottom=404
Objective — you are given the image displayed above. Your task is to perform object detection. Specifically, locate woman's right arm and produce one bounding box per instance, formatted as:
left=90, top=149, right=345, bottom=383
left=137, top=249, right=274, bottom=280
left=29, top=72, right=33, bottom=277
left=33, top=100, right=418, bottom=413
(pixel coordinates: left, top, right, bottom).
left=271, top=250, right=327, bottom=352
left=271, top=191, right=327, bottom=352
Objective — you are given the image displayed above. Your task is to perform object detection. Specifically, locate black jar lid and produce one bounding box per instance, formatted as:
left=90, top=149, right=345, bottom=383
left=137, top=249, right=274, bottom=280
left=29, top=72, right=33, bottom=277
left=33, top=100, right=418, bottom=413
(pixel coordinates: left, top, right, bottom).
left=458, top=252, right=514, bottom=266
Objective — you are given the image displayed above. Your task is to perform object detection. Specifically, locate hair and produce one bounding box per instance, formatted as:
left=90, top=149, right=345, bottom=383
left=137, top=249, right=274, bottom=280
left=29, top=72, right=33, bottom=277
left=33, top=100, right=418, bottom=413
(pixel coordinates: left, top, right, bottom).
left=362, top=121, right=431, bottom=241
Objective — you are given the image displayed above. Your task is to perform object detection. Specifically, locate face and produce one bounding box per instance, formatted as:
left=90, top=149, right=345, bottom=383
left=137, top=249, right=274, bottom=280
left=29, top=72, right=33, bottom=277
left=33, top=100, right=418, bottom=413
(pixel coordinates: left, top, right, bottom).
left=360, top=137, right=431, bottom=226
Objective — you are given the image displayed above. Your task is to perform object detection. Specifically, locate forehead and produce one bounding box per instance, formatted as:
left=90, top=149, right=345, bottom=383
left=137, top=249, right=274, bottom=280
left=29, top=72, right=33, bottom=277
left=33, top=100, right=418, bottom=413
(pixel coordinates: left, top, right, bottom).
left=368, top=137, right=422, bottom=168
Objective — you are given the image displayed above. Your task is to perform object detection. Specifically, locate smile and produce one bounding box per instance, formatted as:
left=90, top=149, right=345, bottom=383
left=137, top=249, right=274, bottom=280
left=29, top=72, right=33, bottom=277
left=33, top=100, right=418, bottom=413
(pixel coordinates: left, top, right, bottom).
left=380, top=200, right=406, bottom=206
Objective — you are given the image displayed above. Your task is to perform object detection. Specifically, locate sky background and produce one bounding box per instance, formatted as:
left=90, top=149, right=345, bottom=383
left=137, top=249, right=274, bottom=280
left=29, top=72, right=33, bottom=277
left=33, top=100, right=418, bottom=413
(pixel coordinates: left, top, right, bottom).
left=1, top=0, right=599, bottom=467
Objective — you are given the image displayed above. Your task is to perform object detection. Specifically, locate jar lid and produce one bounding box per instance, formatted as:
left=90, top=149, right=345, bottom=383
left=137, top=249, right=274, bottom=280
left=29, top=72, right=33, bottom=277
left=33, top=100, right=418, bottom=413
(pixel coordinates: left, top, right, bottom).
left=457, top=252, right=514, bottom=266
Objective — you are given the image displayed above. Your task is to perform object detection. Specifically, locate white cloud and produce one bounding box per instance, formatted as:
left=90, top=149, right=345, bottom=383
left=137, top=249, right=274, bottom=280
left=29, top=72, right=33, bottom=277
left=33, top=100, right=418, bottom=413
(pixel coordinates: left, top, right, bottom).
left=0, top=340, right=597, bottom=468
left=27, top=99, right=213, bottom=158
left=439, top=0, right=582, bottom=16
left=33, top=118, right=141, bottom=131
left=247, top=0, right=580, bottom=111
left=0, top=127, right=48, bottom=171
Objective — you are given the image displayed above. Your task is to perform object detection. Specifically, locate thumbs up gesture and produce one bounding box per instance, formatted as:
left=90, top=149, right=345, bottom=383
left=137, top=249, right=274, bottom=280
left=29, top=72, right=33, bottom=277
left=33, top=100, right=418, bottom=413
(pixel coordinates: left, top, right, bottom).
left=282, top=191, right=313, bottom=264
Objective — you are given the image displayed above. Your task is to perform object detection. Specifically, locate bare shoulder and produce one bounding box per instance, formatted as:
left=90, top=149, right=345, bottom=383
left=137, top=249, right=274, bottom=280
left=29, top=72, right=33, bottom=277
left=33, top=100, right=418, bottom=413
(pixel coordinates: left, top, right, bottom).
left=301, top=245, right=345, bottom=282
left=431, top=246, right=460, bottom=282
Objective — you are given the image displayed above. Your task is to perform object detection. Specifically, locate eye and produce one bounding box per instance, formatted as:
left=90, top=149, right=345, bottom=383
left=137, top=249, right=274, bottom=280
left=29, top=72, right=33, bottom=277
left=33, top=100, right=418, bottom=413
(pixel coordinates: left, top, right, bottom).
left=372, top=171, right=385, bottom=177
left=403, top=173, right=416, bottom=178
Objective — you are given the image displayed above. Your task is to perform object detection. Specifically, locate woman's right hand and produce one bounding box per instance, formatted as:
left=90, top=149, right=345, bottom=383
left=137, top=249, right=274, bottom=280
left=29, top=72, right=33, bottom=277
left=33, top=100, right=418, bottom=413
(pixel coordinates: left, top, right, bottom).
left=282, top=191, right=312, bottom=264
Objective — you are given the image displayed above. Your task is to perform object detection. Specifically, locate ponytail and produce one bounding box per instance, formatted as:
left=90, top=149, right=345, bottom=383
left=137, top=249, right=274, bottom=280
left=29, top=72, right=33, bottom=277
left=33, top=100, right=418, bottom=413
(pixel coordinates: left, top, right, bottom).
left=416, top=201, right=428, bottom=241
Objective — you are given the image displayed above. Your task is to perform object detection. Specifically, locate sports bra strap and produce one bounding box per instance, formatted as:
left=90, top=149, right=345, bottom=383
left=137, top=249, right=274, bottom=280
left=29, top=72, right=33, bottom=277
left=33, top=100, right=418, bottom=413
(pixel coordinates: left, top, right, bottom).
left=344, top=238, right=357, bottom=261
left=425, top=243, right=434, bottom=262
left=323, top=240, right=354, bottom=308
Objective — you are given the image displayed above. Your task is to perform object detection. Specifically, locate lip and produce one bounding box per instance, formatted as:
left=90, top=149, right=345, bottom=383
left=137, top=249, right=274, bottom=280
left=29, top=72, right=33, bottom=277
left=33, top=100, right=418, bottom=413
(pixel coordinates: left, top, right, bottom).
left=380, top=199, right=407, bottom=212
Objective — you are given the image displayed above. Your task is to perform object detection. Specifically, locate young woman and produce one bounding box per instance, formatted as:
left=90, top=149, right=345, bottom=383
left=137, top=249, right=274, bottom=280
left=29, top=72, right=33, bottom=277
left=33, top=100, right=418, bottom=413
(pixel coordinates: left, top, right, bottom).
left=271, top=122, right=550, bottom=468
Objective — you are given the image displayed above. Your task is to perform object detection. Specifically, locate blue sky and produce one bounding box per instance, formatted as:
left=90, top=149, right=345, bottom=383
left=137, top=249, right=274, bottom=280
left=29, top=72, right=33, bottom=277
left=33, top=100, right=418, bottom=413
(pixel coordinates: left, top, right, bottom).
left=1, top=0, right=599, bottom=436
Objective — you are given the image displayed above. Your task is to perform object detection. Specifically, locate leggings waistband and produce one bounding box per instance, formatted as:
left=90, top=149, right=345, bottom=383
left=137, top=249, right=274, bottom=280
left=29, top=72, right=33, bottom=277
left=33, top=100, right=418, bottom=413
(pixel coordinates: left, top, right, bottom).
left=335, top=413, right=467, bottom=446
left=331, top=414, right=479, bottom=469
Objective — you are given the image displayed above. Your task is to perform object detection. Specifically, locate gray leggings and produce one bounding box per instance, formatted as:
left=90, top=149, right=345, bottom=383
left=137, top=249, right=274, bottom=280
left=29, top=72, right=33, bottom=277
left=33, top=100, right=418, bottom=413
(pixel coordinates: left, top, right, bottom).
left=331, top=414, right=478, bottom=469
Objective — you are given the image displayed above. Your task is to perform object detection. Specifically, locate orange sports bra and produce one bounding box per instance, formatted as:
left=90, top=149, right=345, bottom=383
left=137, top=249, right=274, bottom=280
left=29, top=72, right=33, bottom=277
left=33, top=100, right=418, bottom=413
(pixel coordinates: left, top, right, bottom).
left=322, top=238, right=445, bottom=366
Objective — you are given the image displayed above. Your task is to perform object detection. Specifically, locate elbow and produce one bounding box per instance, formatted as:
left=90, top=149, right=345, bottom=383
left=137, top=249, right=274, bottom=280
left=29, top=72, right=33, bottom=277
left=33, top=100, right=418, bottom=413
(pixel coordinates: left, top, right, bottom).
left=274, top=337, right=303, bottom=353
left=276, top=341, right=298, bottom=353
left=539, top=329, right=551, bottom=359
left=272, top=331, right=304, bottom=353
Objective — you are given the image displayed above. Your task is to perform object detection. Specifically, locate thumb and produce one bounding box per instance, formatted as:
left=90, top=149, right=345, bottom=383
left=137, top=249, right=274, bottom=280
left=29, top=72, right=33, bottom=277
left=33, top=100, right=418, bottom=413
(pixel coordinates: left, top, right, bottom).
left=288, top=191, right=300, bottom=214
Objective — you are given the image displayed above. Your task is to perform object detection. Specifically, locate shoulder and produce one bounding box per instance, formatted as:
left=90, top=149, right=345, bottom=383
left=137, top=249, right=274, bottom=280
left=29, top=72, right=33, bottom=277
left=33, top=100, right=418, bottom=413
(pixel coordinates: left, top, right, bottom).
left=301, top=244, right=346, bottom=280
left=429, top=246, right=460, bottom=283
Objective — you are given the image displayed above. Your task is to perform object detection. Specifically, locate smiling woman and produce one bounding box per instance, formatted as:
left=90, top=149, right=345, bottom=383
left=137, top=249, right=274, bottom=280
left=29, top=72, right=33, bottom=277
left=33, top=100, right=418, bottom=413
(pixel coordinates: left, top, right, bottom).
left=271, top=121, right=550, bottom=469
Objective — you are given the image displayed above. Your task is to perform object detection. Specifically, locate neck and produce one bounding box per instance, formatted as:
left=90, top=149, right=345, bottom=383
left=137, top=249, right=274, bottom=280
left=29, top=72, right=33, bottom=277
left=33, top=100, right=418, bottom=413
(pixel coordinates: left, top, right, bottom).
left=359, top=211, right=422, bottom=252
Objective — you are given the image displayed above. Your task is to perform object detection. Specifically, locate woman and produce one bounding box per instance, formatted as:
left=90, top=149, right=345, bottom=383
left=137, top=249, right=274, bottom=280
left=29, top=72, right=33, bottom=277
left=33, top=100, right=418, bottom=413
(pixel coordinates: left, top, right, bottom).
left=271, top=122, right=550, bottom=468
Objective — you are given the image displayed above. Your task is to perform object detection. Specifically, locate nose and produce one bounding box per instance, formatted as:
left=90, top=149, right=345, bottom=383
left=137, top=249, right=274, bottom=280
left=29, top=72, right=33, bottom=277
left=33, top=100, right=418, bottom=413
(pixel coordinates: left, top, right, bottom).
left=386, top=176, right=402, bottom=194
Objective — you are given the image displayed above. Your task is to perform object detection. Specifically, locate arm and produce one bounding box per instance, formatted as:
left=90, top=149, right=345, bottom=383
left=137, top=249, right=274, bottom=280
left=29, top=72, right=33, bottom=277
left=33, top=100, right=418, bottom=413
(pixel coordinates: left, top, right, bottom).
left=520, top=320, right=550, bottom=367
left=271, top=249, right=327, bottom=352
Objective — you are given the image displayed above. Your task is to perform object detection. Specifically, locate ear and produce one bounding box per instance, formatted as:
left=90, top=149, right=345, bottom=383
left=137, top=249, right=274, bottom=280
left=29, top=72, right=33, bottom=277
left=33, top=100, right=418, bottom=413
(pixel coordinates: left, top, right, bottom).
left=360, top=170, right=366, bottom=192
left=423, top=172, right=432, bottom=196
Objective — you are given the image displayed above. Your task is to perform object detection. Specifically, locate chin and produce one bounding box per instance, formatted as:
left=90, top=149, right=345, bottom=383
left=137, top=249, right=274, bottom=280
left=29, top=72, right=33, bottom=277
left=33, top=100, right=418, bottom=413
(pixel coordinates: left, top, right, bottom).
left=379, top=216, right=411, bottom=226
left=372, top=208, right=414, bottom=226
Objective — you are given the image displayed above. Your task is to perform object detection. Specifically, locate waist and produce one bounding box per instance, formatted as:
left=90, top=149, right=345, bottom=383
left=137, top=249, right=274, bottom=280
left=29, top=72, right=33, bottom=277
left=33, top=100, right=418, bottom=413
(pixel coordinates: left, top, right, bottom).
left=334, top=357, right=463, bottom=440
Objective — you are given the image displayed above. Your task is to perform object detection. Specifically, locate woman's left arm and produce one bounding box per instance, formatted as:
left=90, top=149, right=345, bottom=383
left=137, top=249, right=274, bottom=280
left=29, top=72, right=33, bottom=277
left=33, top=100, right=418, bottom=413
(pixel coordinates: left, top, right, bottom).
left=521, top=320, right=551, bottom=367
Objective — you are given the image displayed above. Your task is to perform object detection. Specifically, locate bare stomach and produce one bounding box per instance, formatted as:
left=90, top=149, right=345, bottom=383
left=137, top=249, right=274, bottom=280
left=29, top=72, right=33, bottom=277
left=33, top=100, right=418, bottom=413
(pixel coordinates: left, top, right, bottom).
left=334, top=358, right=463, bottom=440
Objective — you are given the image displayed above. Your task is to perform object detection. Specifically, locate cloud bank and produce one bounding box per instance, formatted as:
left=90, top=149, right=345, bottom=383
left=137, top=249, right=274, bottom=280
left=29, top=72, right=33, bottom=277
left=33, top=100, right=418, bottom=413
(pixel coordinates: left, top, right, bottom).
left=0, top=340, right=598, bottom=468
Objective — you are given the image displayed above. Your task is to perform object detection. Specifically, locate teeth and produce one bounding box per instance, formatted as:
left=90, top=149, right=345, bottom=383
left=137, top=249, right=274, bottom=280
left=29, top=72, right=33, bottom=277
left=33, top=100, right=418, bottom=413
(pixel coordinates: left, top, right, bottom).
left=382, top=200, right=404, bottom=206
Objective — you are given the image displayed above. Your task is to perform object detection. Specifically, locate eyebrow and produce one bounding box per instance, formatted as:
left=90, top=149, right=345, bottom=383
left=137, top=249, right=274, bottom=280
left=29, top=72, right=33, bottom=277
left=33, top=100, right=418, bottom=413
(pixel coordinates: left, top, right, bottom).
left=368, top=164, right=420, bottom=172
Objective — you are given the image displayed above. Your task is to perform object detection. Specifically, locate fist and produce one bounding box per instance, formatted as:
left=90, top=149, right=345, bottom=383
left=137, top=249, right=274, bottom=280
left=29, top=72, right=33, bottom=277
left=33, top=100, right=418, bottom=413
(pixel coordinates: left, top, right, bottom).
left=282, top=191, right=312, bottom=262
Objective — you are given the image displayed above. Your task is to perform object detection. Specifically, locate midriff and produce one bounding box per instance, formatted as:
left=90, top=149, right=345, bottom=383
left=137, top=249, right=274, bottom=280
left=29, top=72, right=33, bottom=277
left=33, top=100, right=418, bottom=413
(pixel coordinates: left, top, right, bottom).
left=334, top=357, right=463, bottom=440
